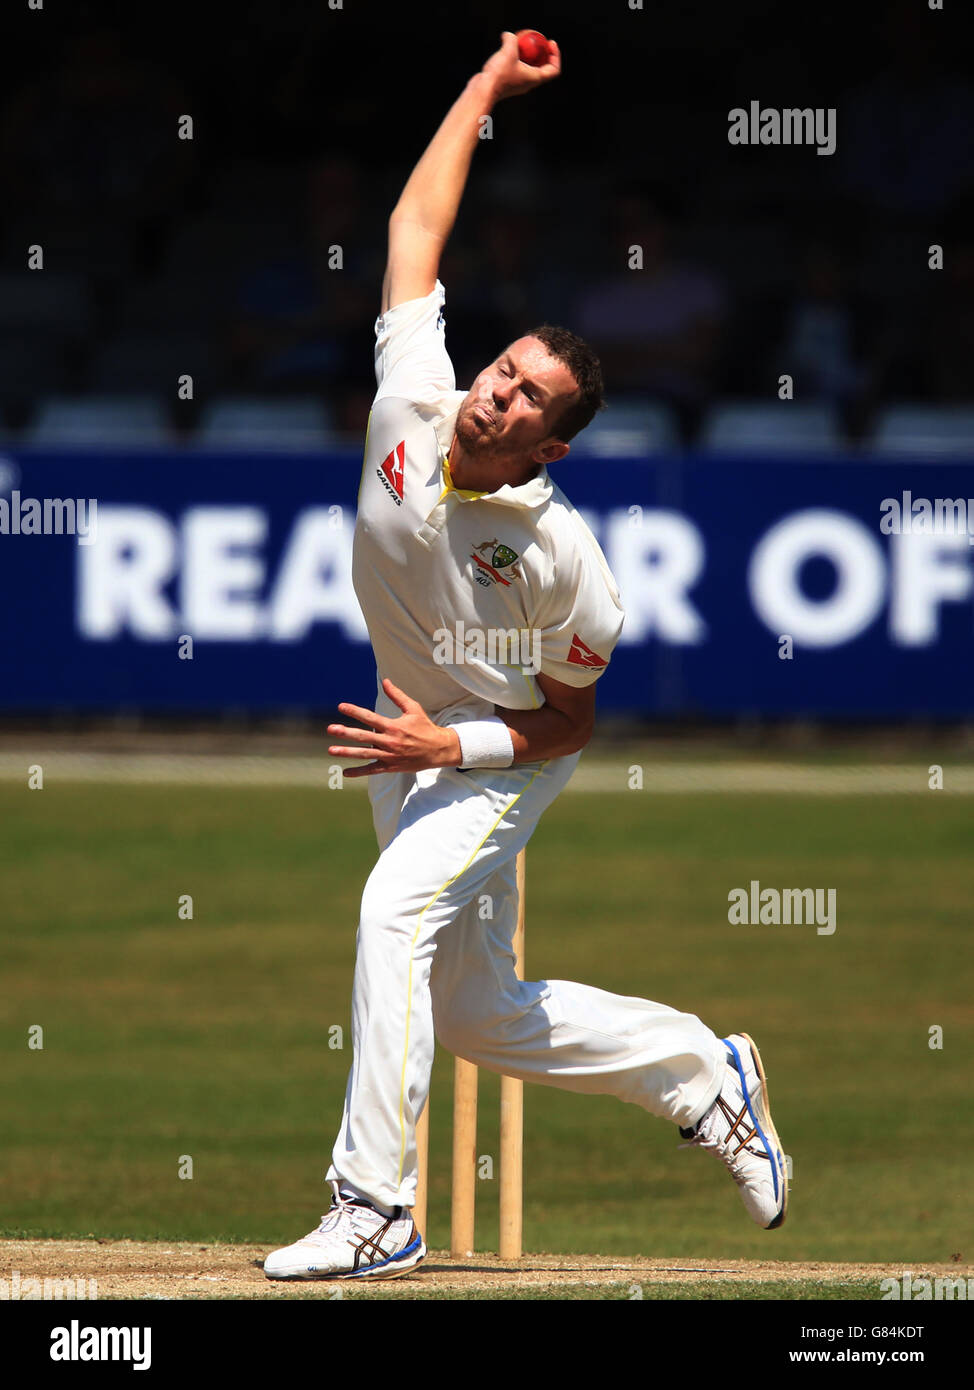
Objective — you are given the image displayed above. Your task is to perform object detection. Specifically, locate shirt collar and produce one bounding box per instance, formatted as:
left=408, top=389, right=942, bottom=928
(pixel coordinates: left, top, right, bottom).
left=441, top=456, right=488, bottom=500
left=435, top=395, right=553, bottom=511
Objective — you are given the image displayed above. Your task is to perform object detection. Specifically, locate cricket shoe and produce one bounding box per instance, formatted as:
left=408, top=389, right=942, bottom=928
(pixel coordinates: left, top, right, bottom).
left=679, top=1032, right=788, bottom=1229
left=263, top=1181, right=426, bottom=1280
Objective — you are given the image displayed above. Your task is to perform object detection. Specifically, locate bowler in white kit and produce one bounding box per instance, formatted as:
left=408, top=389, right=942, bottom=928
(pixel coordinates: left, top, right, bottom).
left=263, top=32, right=788, bottom=1282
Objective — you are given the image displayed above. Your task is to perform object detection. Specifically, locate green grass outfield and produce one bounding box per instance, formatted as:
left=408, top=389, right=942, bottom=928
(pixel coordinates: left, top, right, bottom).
left=1, top=772, right=970, bottom=1271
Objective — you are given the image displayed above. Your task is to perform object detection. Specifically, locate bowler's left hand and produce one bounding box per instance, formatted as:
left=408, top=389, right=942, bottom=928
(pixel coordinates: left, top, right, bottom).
left=328, top=677, right=462, bottom=777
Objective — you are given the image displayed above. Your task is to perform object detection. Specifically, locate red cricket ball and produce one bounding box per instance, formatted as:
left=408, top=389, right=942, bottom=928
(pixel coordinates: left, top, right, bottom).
left=516, top=29, right=551, bottom=67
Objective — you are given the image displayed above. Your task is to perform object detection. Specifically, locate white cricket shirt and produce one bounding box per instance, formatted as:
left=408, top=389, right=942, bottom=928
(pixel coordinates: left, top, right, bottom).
left=352, top=279, right=625, bottom=723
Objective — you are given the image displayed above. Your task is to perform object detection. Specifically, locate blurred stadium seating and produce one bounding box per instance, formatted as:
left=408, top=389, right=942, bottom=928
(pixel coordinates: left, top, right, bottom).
left=0, top=7, right=970, bottom=458
left=2, top=392, right=971, bottom=454
left=195, top=397, right=335, bottom=450
left=700, top=402, right=841, bottom=454
left=869, top=405, right=974, bottom=457
left=27, top=395, right=172, bottom=447
left=569, top=400, right=680, bottom=456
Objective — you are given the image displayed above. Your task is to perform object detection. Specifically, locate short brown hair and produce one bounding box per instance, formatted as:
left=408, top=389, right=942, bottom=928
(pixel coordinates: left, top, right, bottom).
left=522, top=324, right=605, bottom=443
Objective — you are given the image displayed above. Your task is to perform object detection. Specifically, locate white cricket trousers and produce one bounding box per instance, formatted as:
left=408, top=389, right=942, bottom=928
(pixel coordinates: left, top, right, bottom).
left=326, top=751, right=727, bottom=1210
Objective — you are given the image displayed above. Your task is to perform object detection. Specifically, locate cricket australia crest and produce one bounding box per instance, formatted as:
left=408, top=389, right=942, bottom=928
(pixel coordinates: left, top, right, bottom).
left=471, top=539, right=522, bottom=588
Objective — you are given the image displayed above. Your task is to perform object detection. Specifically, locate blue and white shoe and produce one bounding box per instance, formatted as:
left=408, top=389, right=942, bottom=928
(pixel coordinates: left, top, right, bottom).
left=263, top=1181, right=426, bottom=1280
left=679, top=1032, right=788, bottom=1229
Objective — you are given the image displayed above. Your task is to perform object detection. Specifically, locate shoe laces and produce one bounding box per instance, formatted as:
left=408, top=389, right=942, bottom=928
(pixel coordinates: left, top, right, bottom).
left=678, top=1119, right=750, bottom=1183
left=677, top=1078, right=755, bottom=1184
left=304, top=1181, right=386, bottom=1242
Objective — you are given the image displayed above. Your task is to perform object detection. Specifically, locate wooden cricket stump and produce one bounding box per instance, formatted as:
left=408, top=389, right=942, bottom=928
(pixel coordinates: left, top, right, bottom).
left=413, top=848, right=526, bottom=1258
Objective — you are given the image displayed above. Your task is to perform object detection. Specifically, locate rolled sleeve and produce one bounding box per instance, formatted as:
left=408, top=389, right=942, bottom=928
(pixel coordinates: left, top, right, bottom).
left=538, top=606, right=624, bottom=687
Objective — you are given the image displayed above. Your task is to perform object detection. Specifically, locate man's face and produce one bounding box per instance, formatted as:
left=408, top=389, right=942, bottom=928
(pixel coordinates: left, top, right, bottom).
left=450, top=337, right=577, bottom=491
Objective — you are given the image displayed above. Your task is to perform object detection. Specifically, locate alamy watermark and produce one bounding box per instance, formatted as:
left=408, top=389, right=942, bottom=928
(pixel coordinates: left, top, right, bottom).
left=880, top=492, right=974, bottom=541
left=0, top=491, right=97, bottom=544
left=880, top=1271, right=974, bottom=1301
left=50, top=1320, right=150, bottom=1371
left=728, top=880, right=836, bottom=935
left=728, top=102, right=836, bottom=156
left=432, top=621, right=541, bottom=676
left=0, top=1268, right=98, bottom=1300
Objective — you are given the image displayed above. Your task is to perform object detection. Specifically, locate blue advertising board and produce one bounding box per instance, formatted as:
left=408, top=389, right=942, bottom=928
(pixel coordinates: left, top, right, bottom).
left=1, top=447, right=972, bottom=716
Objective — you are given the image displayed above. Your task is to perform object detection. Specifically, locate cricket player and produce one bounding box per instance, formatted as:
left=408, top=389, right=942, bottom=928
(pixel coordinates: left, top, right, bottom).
left=264, top=32, right=787, bottom=1281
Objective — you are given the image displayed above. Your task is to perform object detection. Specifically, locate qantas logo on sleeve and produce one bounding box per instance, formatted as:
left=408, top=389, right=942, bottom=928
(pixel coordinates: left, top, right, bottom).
left=377, top=441, right=405, bottom=504
left=567, top=633, right=608, bottom=668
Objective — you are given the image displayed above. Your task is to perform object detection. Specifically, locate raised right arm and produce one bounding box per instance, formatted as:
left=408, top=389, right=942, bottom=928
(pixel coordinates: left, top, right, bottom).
left=381, top=31, right=561, bottom=315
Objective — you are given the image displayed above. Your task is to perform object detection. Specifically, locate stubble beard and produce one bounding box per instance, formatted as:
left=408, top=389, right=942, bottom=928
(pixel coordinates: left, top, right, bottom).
left=452, top=403, right=502, bottom=487
left=453, top=397, right=539, bottom=490
left=456, top=398, right=496, bottom=451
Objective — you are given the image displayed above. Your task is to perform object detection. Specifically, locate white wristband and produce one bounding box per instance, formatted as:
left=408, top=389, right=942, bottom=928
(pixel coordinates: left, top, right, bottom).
left=450, top=717, right=515, bottom=769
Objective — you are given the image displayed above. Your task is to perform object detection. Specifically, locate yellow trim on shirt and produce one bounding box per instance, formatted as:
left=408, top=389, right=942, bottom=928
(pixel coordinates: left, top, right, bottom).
left=357, top=409, right=373, bottom=508
left=521, top=670, right=542, bottom=709
left=442, top=456, right=488, bottom=501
